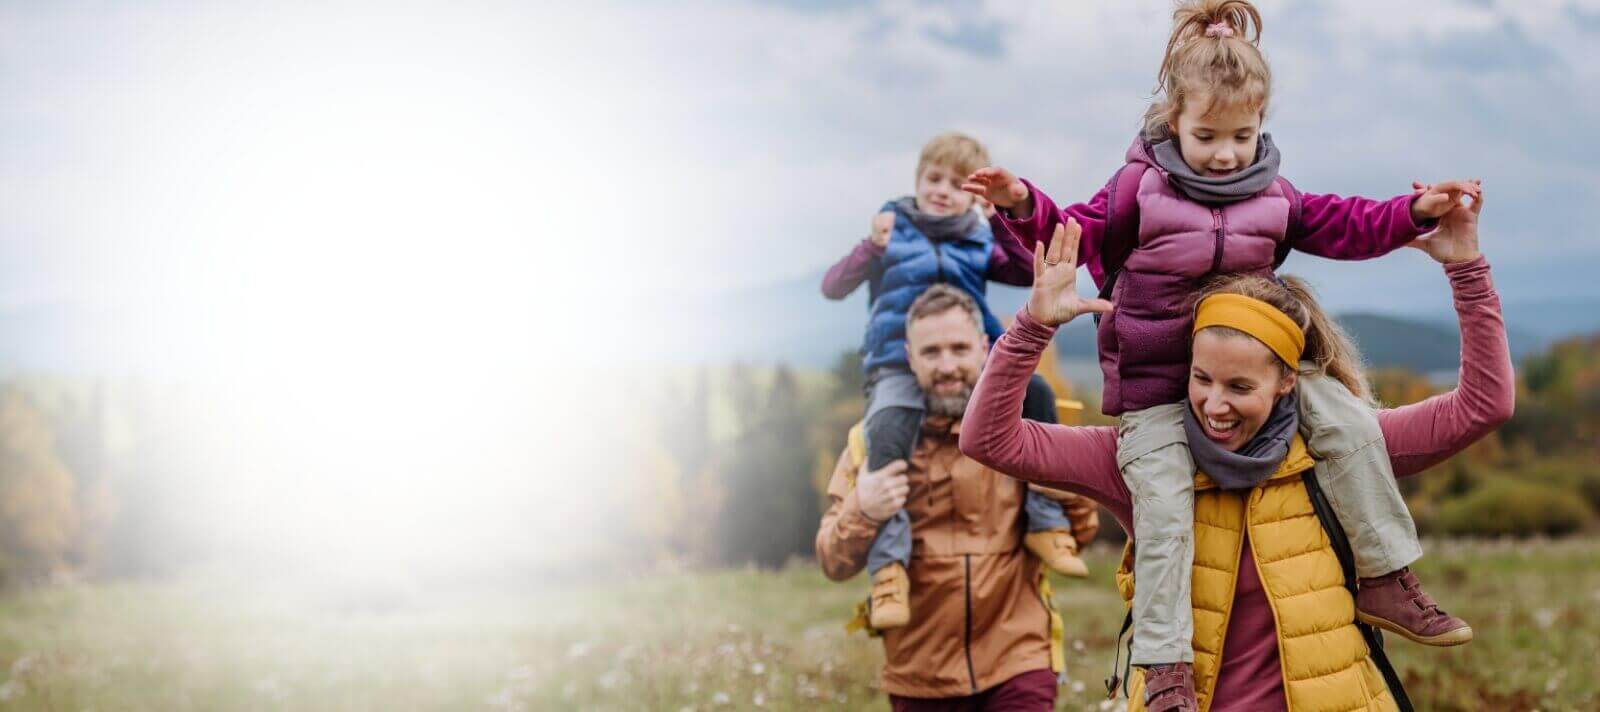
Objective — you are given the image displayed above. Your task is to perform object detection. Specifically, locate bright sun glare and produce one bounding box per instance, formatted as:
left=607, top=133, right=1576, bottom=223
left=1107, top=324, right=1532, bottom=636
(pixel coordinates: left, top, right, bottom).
left=74, top=5, right=635, bottom=579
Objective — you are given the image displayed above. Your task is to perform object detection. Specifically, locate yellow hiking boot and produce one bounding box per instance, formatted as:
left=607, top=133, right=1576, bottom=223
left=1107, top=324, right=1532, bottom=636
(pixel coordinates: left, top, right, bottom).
left=869, top=562, right=911, bottom=630
left=1026, top=529, right=1089, bottom=578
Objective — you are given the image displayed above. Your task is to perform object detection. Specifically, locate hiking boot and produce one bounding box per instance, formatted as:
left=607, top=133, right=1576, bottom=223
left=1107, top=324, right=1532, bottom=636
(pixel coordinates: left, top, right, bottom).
left=1142, top=662, right=1197, bottom=712
left=1356, top=567, right=1473, bottom=646
left=869, top=562, right=911, bottom=630
left=1025, top=529, right=1090, bottom=578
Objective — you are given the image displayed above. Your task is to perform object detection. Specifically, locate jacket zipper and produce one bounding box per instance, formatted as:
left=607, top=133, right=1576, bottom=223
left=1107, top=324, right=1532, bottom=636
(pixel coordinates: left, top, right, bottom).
left=964, top=554, right=978, bottom=693
left=1210, top=207, right=1226, bottom=274
left=932, top=240, right=947, bottom=283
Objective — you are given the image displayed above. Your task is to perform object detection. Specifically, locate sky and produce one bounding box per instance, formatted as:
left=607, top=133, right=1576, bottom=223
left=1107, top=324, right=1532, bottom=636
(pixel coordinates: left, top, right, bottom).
left=3, top=1, right=1597, bottom=323
left=0, top=0, right=1594, bottom=575
left=582, top=0, right=1598, bottom=311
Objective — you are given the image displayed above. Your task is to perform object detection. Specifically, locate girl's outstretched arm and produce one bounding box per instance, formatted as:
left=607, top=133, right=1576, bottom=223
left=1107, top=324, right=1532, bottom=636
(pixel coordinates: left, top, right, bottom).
left=1291, top=191, right=1434, bottom=261
left=965, top=168, right=1113, bottom=286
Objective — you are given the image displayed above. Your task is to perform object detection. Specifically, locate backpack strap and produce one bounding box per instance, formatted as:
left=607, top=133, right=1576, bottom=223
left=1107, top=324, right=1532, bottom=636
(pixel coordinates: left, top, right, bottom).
left=1300, top=471, right=1415, bottom=712
left=1094, top=163, right=1148, bottom=325
left=845, top=421, right=866, bottom=486
left=1272, top=176, right=1304, bottom=271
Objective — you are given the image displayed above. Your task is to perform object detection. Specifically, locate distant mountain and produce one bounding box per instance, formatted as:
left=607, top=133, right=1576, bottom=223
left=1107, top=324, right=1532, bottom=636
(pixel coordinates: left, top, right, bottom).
left=668, top=269, right=1584, bottom=374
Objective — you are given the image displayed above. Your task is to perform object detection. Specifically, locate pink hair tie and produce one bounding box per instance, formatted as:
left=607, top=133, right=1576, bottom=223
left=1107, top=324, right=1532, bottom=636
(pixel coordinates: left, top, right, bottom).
left=1204, top=22, right=1234, bottom=38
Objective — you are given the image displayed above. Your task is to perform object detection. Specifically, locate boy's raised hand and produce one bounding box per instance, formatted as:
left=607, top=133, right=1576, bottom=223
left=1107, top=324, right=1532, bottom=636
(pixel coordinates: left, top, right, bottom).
left=1027, top=219, right=1113, bottom=327
left=870, top=211, right=895, bottom=247
left=1410, top=179, right=1482, bottom=222
left=962, top=167, right=1032, bottom=213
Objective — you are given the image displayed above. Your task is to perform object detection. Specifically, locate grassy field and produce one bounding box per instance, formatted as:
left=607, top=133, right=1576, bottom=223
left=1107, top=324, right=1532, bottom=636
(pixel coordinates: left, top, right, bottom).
left=0, top=539, right=1595, bottom=711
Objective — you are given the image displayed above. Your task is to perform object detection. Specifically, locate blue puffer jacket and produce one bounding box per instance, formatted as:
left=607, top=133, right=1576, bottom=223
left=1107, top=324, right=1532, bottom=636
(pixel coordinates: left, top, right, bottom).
left=862, top=200, right=1005, bottom=374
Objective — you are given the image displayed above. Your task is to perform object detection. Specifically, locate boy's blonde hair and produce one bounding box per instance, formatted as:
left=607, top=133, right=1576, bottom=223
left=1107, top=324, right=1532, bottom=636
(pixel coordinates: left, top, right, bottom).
left=916, top=132, right=990, bottom=180
left=1193, top=273, right=1374, bottom=407
left=1142, top=0, right=1272, bottom=140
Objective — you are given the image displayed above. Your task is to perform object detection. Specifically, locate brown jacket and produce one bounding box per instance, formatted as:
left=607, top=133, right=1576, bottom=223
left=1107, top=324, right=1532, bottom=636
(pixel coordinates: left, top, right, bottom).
left=815, top=418, right=1099, bottom=698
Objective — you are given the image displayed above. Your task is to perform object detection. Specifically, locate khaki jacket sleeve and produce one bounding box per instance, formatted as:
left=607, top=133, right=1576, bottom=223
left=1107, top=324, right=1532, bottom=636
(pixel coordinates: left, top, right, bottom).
left=815, top=446, right=882, bottom=582
left=1028, top=484, right=1101, bottom=548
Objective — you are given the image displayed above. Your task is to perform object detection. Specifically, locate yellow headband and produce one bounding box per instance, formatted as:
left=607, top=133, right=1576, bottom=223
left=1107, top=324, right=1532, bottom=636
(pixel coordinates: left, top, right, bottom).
left=1193, top=293, right=1305, bottom=367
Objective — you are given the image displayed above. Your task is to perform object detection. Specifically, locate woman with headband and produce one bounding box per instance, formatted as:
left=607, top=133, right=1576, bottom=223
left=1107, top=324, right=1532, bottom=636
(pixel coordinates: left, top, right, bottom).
left=959, top=191, right=1510, bottom=711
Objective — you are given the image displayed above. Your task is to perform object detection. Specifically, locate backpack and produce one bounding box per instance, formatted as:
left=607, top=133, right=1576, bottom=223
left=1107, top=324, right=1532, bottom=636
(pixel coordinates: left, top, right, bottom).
left=1093, top=164, right=1306, bottom=324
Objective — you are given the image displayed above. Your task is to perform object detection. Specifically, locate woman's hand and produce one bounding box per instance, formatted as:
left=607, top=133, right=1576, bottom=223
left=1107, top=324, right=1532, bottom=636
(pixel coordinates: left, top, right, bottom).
left=962, top=166, right=1032, bottom=215
left=1027, top=219, right=1113, bottom=327
left=1410, top=178, right=1481, bottom=223
left=1408, top=188, right=1482, bottom=264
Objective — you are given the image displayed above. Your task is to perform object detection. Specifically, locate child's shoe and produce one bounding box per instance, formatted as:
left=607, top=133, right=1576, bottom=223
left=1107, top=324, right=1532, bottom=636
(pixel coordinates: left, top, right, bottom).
left=1355, top=567, right=1473, bottom=646
left=869, top=563, right=911, bottom=630
left=1142, top=663, right=1197, bottom=712
left=1025, top=529, right=1089, bottom=578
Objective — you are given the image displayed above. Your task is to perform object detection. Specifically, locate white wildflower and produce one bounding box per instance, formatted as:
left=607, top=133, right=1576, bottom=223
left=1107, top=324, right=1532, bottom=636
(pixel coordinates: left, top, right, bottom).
left=712, top=691, right=731, bottom=705
left=750, top=662, right=766, bottom=676
left=1534, top=608, right=1557, bottom=629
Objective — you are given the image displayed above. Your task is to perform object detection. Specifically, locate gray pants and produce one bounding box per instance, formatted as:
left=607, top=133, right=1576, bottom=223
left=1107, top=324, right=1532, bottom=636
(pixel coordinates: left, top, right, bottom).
left=1119, top=371, right=1421, bottom=665
left=864, top=367, right=1073, bottom=574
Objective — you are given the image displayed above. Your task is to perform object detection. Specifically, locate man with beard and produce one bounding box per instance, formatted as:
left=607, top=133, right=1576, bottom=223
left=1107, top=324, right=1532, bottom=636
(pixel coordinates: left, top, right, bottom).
left=816, top=285, right=1098, bottom=711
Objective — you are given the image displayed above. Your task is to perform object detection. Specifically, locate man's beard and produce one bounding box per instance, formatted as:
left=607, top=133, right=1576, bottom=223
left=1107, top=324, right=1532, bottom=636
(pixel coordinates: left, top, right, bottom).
left=925, top=380, right=974, bottom=419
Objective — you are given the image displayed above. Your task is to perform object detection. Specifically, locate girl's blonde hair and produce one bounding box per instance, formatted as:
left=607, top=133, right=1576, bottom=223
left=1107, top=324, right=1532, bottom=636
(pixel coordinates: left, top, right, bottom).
left=1193, top=273, right=1374, bottom=406
left=1142, top=0, right=1272, bottom=140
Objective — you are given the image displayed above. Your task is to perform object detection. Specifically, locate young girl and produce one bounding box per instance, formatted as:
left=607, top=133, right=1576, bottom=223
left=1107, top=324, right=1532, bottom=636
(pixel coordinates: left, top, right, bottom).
left=963, top=1, right=1479, bottom=707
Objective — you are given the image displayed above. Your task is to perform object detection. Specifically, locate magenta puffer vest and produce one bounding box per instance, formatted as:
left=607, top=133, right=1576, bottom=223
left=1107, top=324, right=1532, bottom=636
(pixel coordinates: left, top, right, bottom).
left=1098, top=144, right=1291, bottom=415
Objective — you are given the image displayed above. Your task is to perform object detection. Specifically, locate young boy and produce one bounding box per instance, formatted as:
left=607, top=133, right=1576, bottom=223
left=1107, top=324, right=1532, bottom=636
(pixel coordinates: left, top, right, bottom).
left=822, top=132, right=1092, bottom=629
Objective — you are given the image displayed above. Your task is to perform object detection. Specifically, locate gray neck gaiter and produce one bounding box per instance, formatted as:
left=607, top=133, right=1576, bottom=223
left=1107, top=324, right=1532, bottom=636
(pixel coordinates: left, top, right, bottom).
left=1183, top=389, right=1299, bottom=491
left=893, top=196, right=982, bottom=243
left=1149, top=133, right=1282, bottom=205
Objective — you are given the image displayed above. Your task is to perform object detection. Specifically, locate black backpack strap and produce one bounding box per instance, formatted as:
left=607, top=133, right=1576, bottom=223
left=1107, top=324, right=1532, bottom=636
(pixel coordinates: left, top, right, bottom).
left=1105, top=607, right=1134, bottom=700
left=1300, top=471, right=1415, bottom=712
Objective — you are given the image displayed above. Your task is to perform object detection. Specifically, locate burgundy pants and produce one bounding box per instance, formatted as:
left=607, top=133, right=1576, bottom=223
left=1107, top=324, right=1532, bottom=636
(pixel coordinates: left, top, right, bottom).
left=889, top=669, right=1058, bottom=712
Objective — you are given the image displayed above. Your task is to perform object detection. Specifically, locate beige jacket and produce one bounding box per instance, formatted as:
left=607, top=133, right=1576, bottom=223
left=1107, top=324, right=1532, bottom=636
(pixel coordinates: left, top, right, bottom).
left=815, top=418, right=1098, bottom=697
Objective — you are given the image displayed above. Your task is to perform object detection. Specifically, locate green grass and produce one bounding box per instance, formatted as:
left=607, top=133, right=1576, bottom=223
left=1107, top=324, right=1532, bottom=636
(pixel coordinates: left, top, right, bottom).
left=0, top=539, right=1595, bottom=710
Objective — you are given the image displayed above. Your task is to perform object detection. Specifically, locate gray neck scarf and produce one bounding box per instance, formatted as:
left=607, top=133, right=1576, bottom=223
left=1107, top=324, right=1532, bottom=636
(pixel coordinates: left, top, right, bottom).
left=1182, top=389, right=1299, bottom=491
left=1149, top=133, right=1282, bottom=205
left=893, top=196, right=982, bottom=243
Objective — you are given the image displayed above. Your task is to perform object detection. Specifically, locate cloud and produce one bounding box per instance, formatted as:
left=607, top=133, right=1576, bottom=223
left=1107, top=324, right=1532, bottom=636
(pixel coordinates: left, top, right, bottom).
left=0, top=0, right=1594, bottom=321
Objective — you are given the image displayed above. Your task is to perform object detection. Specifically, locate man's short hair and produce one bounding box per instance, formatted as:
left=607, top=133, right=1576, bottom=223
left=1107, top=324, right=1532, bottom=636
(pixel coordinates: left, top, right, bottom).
left=907, top=285, right=983, bottom=334
left=916, top=132, right=990, bottom=180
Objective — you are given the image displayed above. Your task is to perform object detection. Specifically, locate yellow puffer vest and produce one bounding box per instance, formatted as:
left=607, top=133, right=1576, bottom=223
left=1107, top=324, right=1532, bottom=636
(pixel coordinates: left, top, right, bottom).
left=1115, top=435, right=1398, bottom=712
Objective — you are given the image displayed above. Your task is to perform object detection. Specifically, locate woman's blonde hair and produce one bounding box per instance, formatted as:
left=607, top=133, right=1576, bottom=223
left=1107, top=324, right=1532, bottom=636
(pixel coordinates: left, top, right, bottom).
left=1193, top=273, right=1374, bottom=406
left=1142, top=0, right=1272, bottom=140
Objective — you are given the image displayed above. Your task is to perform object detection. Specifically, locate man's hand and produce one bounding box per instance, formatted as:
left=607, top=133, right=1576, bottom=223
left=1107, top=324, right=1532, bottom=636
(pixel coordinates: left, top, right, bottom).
left=1409, top=189, right=1483, bottom=264
left=962, top=167, right=1032, bottom=216
left=1027, top=219, right=1113, bottom=327
left=1410, top=179, right=1481, bottom=223
left=856, top=459, right=909, bottom=522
